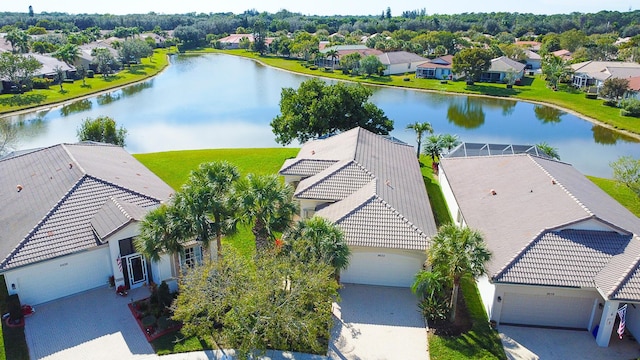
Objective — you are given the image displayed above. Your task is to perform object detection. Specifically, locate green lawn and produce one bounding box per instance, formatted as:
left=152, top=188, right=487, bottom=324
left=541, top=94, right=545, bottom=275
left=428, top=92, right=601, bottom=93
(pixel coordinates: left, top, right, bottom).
left=0, top=49, right=171, bottom=114
left=204, top=49, right=640, bottom=137
left=587, top=176, right=640, bottom=217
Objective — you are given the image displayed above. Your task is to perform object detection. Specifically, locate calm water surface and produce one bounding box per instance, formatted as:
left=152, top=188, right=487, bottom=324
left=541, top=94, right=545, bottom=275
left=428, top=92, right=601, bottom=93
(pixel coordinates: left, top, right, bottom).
left=5, top=54, right=640, bottom=177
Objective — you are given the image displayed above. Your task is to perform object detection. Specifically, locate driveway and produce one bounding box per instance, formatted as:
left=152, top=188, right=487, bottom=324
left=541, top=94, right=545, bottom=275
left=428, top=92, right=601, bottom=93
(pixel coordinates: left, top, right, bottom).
left=500, top=325, right=640, bottom=360
left=329, top=284, right=429, bottom=360
left=25, top=286, right=155, bottom=360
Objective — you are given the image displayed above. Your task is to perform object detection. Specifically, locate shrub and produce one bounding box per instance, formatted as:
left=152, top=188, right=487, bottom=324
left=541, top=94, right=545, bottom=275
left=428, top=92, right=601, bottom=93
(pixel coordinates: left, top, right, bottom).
left=403, top=77, right=410, bottom=81
left=32, top=78, right=52, bottom=89
left=585, top=93, right=598, bottom=99
left=309, top=65, right=318, bottom=70
left=157, top=280, right=172, bottom=307
left=141, top=315, right=157, bottom=327
left=86, top=70, right=94, bottom=78
left=63, top=78, right=74, bottom=83
left=620, top=98, right=640, bottom=117
left=418, top=296, right=450, bottom=322
left=603, top=99, right=618, bottom=107
left=7, top=294, right=22, bottom=322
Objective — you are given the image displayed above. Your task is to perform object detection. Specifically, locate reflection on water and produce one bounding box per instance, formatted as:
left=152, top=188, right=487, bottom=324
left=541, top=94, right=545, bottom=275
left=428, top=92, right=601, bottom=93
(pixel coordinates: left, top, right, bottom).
left=60, top=99, right=92, bottom=117
left=534, top=105, right=564, bottom=123
left=3, top=53, right=640, bottom=178
left=447, top=97, right=485, bottom=129
left=592, top=125, right=640, bottom=145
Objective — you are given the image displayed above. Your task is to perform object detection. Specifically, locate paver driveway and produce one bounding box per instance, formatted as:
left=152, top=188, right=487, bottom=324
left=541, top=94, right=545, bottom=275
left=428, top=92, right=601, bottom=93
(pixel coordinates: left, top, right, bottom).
left=25, top=286, right=154, bottom=360
left=329, top=284, right=429, bottom=360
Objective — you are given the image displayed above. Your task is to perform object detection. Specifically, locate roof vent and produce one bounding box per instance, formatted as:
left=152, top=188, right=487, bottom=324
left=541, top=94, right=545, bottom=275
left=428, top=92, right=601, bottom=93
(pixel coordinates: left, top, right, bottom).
left=490, top=189, right=497, bottom=196
left=69, top=163, right=73, bottom=169
left=551, top=179, right=556, bottom=185
left=17, top=184, right=23, bottom=192
left=311, top=150, right=315, bottom=155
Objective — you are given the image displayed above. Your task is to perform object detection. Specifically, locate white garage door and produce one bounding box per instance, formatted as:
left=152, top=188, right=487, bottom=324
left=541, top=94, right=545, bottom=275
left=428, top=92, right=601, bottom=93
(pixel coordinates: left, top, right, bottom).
left=341, top=248, right=425, bottom=287
left=500, top=292, right=594, bottom=329
left=6, top=247, right=112, bottom=305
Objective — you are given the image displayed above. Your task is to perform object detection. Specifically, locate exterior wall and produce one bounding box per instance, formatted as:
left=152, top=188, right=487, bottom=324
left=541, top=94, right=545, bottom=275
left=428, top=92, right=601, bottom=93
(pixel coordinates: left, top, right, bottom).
left=4, top=246, right=111, bottom=305
left=526, top=59, right=541, bottom=69
left=384, top=61, right=424, bottom=75
left=107, top=222, right=139, bottom=287
left=299, top=199, right=329, bottom=218
left=556, top=218, right=623, bottom=233
left=477, top=275, right=496, bottom=319
left=341, top=246, right=426, bottom=287
left=438, top=169, right=464, bottom=227
left=416, top=68, right=452, bottom=80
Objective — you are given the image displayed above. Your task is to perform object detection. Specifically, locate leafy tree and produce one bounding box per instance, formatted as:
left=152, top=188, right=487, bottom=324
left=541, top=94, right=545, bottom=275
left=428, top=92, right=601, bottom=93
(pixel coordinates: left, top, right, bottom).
left=172, top=248, right=338, bottom=358
left=76, top=116, right=127, bottom=146
left=53, top=43, right=80, bottom=66
left=541, top=54, right=572, bottom=89
left=559, top=29, right=588, bottom=52
left=412, top=269, right=450, bottom=321
left=0, top=52, right=42, bottom=93
left=283, top=217, right=351, bottom=281
left=5, top=28, right=29, bottom=53
left=235, top=174, right=297, bottom=252
left=174, top=25, right=205, bottom=50
left=610, top=156, right=640, bottom=197
left=360, top=55, right=384, bottom=76
left=251, top=19, right=267, bottom=55
left=428, top=224, right=491, bottom=322
left=54, top=66, right=65, bottom=91
left=92, top=48, right=119, bottom=78
left=406, top=121, right=433, bottom=158
left=620, top=98, right=640, bottom=117
left=118, top=38, right=153, bottom=64
left=452, top=48, right=493, bottom=84
left=599, top=78, right=629, bottom=104
left=536, top=142, right=560, bottom=160
left=271, top=78, right=393, bottom=145
left=180, top=161, right=240, bottom=258
left=26, top=26, right=46, bottom=35
left=76, top=64, right=87, bottom=86
left=32, top=41, right=57, bottom=54
left=339, top=52, right=361, bottom=74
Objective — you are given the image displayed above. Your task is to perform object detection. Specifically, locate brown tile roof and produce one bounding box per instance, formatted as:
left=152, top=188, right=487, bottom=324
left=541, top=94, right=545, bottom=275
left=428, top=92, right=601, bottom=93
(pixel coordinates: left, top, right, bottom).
left=281, top=127, right=437, bottom=250
left=0, top=143, right=173, bottom=270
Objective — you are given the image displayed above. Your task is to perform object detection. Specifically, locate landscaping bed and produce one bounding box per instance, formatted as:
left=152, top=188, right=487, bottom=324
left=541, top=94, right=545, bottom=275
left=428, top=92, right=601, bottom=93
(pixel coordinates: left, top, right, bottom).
left=128, top=297, right=181, bottom=342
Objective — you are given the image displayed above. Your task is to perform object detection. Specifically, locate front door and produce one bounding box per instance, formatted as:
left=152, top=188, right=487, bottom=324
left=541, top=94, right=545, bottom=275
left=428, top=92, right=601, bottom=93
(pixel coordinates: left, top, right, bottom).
left=126, top=254, right=147, bottom=289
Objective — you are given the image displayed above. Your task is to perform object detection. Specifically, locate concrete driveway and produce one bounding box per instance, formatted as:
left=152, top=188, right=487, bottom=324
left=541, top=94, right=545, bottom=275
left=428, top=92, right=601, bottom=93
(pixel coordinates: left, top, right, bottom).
left=329, top=284, right=429, bottom=360
left=500, top=325, right=640, bottom=360
left=24, top=286, right=155, bottom=360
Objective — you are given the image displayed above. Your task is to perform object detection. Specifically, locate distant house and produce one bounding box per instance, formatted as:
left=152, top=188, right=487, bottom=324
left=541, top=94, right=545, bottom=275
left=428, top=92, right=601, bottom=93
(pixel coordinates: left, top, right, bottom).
left=318, top=45, right=383, bottom=68
left=0, top=143, right=208, bottom=305
left=440, top=143, right=640, bottom=348
left=552, top=49, right=573, bottom=61
left=480, top=56, right=526, bottom=83
left=279, top=127, right=437, bottom=287
left=416, top=55, right=454, bottom=79
left=524, top=49, right=541, bottom=70
left=376, top=51, right=427, bottom=75
left=29, top=53, right=75, bottom=78
left=571, top=61, right=640, bottom=89
left=77, top=41, right=120, bottom=71
left=218, top=34, right=274, bottom=49
left=514, top=40, right=541, bottom=52
left=626, top=76, right=640, bottom=100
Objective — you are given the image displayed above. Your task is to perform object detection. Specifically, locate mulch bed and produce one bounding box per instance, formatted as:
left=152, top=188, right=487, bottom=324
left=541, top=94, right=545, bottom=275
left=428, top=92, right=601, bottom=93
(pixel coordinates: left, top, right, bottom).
left=127, top=298, right=182, bottom=342
left=428, top=291, right=473, bottom=337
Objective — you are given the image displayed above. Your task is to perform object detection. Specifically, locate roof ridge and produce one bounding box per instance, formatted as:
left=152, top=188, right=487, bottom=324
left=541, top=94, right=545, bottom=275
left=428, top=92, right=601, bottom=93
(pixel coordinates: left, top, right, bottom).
left=86, top=174, right=161, bottom=203
left=110, top=196, right=134, bottom=221
left=61, top=143, right=86, bottom=174
left=376, top=196, right=426, bottom=237
left=0, top=143, right=59, bottom=163
left=527, top=155, right=594, bottom=216
left=296, top=160, right=374, bottom=198
left=0, top=174, right=88, bottom=270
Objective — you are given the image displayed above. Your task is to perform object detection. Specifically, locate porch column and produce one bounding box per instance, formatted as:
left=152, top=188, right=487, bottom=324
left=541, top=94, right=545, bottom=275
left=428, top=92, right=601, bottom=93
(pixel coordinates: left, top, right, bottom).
left=596, top=300, right=620, bottom=347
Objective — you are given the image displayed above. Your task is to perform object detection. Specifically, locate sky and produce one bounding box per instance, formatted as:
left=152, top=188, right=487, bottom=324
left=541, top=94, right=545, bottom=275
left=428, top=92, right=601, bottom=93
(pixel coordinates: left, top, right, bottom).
left=4, top=0, right=636, bottom=17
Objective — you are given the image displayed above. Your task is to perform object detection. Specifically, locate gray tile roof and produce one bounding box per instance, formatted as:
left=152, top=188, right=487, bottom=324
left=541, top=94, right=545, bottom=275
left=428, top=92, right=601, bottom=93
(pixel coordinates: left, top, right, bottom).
left=377, top=51, right=427, bottom=65
left=91, top=197, right=151, bottom=241
left=281, top=127, right=437, bottom=250
left=279, top=158, right=338, bottom=177
left=440, top=150, right=640, bottom=300
left=494, top=228, right=631, bottom=288
left=0, top=143, right=174, bottom=270
left=596, top=238, right=640, bottom=301
left=489, top=56, right=526, bottom=73
left=295, top=160, right=374, bottom=201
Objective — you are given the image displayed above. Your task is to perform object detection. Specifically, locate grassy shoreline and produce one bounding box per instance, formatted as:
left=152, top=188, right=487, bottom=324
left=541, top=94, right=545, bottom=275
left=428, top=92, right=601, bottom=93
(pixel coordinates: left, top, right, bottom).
left=196, top=49, right=640, bottom=140
left=0, top=49, right=171, bottom=116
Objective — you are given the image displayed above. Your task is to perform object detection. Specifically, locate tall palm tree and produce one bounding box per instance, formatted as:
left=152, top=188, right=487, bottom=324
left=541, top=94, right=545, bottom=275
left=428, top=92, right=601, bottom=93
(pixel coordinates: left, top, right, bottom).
left=180, top=161, right=239, bottom=255
left=422, top=134, right=445, bottom=165
left=536, top=142, right=560, bottom=160
left=134, top=202, right=189, bottom=263
left=53, top=43, right=80, bottom=67
left=428, top=224, right=491, bottom=322
left=181, top=161, right=240, bottom=258
left=326, top=49, right=339, bottom=69
left=406, top=121, right=434, bottom=158
left=440, top=133, right=460, bottom=154
left=235, top=174, right=298, bottom=252
left=284, top=216, right=351, bottom=281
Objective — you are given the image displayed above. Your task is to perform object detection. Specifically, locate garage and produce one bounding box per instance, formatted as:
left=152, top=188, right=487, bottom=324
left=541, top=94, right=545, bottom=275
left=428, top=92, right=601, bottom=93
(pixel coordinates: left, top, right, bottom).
left=341, top=247, right=426, bottom=287
left=499, top=292, right=595, bottom=329
left=3, top=247, right=112, bottom=305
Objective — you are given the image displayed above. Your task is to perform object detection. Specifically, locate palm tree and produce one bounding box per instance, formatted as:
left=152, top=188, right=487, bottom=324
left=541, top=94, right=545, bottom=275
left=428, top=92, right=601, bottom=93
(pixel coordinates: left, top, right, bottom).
left=536, top=142, right=560, bottom=160
left=235, top=174, right=298, bottom=252
left=326, top=49, right=339, bottom=69
left=422, top=134, right=445, bottom=172
left=428, top=224, right=491, bottom=322
left=284, top=216, right=351, bottom=281
left=134, top=202, right=189, bottom=264
left=406, top=122, right=434, bottom=158
left=5, top=28, right=29, bottom=53
left=53, top=43, right=80, bottom=67
left=440, top=133, right=460, bottom=154
left=181, top=161, right=240, bottom=258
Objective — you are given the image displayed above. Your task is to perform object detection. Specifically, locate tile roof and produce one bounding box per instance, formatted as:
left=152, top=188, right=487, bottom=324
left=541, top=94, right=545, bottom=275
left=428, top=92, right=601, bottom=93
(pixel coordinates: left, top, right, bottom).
left=91, top=197, right=151, bottom=241
left=571, top=61, right=640, bottom=82
left=377, top=51, right=427, bottom=65
left=279, top=158, right=338, bottom=177
left=281, top=127, right=437, bottom=250
left=440, top=149, right=640, bottom=300
left=494, top=229, right=631, bottom=288
left=0, top=143, right=173, bottom=270
left=596, top=238, right=640, bottom=301
left=489, top=56, right=526, bottom=73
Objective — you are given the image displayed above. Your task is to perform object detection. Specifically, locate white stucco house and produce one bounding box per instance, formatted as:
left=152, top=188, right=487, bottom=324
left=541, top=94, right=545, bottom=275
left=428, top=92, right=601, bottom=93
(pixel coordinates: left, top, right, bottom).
left=376, top=51, right=428, bottom=75
left=279, top=127, right=438, bottom=287
left=439, top=143, right=640, bottom=347
left=480, top=56, right=526, bottom=83
left=0, top=143, right=204, bottom=305
left=415, top=55, right=454, bottom=80
left=571, top=61, right=640, bottom=89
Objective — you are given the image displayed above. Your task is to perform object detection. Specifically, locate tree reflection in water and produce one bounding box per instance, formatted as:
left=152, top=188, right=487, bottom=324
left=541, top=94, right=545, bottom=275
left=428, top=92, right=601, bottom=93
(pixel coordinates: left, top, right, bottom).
left=447, top=97, right=485, bottom=129
left=534, top=104, right=564, bottom=123
left=592, top=125, right=640, bottom=145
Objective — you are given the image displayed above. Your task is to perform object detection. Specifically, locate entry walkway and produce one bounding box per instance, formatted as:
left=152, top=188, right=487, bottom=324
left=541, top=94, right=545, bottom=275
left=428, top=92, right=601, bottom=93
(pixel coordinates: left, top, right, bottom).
left=329, top=284, right=429, bottom=360
left=25, top=286, right=153, bottom=360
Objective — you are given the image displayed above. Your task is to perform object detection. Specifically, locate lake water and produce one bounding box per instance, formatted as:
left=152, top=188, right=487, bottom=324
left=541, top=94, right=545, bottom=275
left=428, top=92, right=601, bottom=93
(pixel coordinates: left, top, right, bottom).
left=4, top=53, right=640, bottom=177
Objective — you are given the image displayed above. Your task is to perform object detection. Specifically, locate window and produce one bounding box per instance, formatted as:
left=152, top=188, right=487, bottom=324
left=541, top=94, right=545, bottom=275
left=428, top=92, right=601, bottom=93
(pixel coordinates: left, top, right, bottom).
left=180, top=245, right=203, bottom=269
